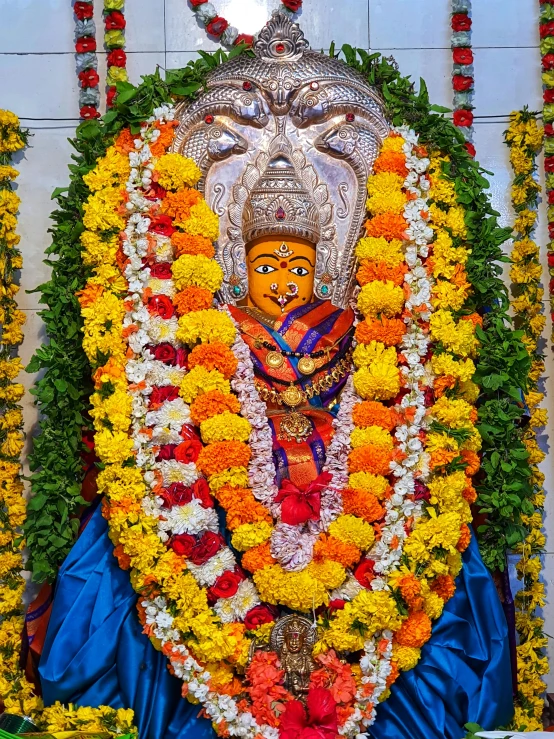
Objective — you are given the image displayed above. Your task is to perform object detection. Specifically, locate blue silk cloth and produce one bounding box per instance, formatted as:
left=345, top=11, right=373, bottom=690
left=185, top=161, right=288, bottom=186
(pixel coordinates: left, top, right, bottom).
left=39, top=505, right=513, bottom=739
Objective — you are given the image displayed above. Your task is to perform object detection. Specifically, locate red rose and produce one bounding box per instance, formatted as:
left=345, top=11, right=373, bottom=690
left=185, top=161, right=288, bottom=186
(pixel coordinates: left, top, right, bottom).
left=190, top=532, right=224, bottom=566
left=414, top=480, right=431, bottom=501
left=549, top=223, right=554, bottom=239
left=541, top=21, right=554, bottom=38
left=149, top=216, right=176, bottom=237
left=105, top=10, right=126, bottom=29
left=452, top=47, right=473, bottom=65
left=244, top=604, right=278, bottom=629
left=546, top=123, right=554, bottom=137
left=465, top=141, right=476, bottom=158
left=543, top=53, right=554, bottom=70
left=171, top=533, right=196, bottom=557
left=79, top=69, right=100, bottom=88
left=175, top=348, right=188, bottom=367
left=149, top=261, right=173, bottom=278
left=174, top=439, right=203, bottom=464
left=548, top=191, right=554, bottom=205
left=161, top=482, right=193, bottom=507
left=156, top=444, right=175, bottom=462
left=190, top=0, right=208, bottom=5
left=107, top=48, right=127, bottom=67
left=80, top=106, right=100, bottom=119
left=453, top=109, right=473, bottom=127
left=548, top=253, right=554, bottom=266
left=545, top=155, right=554, bottom=172
left=150, top=385, right=180, bottom=406
left=206, top=16, right=229, bottom=37
left=143, top=181, right=167, bottom=201
left=151, top=342, right=177, bottom=364
left=453, top=74, right=473, bottom=92
left=190, top=479, right=213, bottom=507
left=181, top=424, right=200, bottom=442
left=75, top=36, right=97, bottom=53
left=282, top=0, right=302, bottom=10
left=354, top=559, right=375, bottom=589
left=74, top=1, right=93, bottom=20
left=328, top=599, right=346, bottom=614
left=208, top=569, right=243, bottom=601
left=451, top=13, right=471, bottom=32
left=148, top=294, right=174, bottom=319
left=545, top=89, right=554, bottom=103
left=234, top=34, right=254, bottom=46
left=106, top=86, right=117, bottom=108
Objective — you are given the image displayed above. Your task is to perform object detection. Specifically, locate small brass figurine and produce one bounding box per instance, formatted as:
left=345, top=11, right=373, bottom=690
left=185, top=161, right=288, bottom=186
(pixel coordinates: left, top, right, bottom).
left=270, top=615, right=317, bottom=696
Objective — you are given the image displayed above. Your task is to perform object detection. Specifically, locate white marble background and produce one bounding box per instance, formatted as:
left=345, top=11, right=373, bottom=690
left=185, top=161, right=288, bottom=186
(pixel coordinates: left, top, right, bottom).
left=1, top=0, right=553, bottom=691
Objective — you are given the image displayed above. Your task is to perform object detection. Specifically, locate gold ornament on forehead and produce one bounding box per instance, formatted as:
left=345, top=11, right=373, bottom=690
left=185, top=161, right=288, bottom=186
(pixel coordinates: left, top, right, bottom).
left=275, top=242, right=294, bottom=258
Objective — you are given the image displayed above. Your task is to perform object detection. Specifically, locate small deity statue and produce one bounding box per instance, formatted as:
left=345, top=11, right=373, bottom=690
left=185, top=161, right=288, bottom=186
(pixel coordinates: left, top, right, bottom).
left=270, top=615, right=318, bottom=697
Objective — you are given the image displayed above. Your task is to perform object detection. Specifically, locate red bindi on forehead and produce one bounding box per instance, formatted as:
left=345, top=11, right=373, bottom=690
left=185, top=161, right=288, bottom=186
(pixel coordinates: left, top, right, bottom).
left=280, top=261, right=287, bottom=268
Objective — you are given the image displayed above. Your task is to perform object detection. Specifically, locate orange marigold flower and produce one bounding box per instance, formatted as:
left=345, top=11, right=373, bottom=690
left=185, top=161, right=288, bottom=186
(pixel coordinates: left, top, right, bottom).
left=386, top=661, right=400, bottom=688
left=189, top=342, right=238, bottom=379
left=342, top=488, right=385, bottom=523
left=457, top=522, right=471, bottom=552
left=114, top=128, right=135, bottom=153
left=160, top=188, right=202, bottom=222
left=190, top=389, right=241, bottom=426
left=197, top=440, right=251, bottom=476
left=374, top=150, right=408, bottom=178
left=215, top=485, right=273, bottom=530
left=450, top=263, right=471, bottom=290
left=433, top=375, right=456, bottom=398
left=352, top=400, right=400, bottom=431
left=398, top=573, right=423, bottom=610
left=171, top=231, right=215, bottom=259
left=76, top=282, right=104, bottom=308
left=113, top=543, right=131, bottom=570
left=357, top=260, right=407, bottom=287
left=365, top=213, right=408, bottom=241
left=429, top=449, right=458, bottom=469
left=395, top=611, right=432, bottom=648
left=431, top=574, right=456, bottom=602
left=313, top=534, right=361, bottom=569
left=355, top=316, right=406, bottom=347
left=348, top=444, right=393, bottom=476
left=174, top=286, right=213, bottom=315
left=462, top=477, right=477, bottom=504
left=149, top=120, right=179, bottom=158
left=93, top=356, right=126, bottom=388
left=461, top=449, right=480, bottom=476
left=242, top=541, right=277, bottom=572
left=461, top=312, right=483, bottom=328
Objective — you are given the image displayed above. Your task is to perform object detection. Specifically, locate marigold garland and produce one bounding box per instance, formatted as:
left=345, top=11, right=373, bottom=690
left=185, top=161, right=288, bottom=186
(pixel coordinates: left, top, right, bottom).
left=505, top=109, right=549, bottom=732
left=540, top=0, right=554, bottom=343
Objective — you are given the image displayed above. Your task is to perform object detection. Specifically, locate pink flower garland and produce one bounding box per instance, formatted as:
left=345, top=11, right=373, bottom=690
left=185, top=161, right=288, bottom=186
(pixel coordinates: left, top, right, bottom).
left=451, top=0, right=475, bottom=156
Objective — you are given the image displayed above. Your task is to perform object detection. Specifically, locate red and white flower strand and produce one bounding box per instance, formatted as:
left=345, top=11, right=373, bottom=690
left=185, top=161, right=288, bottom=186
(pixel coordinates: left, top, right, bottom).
left=74, top=1, right=100, bottom=119
left=451, top=0, right=475, bottom=155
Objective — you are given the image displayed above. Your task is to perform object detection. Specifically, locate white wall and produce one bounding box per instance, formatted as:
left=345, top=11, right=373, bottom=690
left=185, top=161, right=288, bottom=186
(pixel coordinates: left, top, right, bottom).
left=1, top=0, right=552, bottom=689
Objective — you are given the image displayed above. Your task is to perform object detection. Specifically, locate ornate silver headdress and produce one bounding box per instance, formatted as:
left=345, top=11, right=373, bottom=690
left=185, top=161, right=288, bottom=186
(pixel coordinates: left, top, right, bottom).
left=172, top=13, right=389, bottom=307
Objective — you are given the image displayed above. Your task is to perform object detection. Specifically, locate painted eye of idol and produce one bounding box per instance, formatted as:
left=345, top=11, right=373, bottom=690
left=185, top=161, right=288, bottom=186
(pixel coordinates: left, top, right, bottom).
left=255, top=264, right=278, bottom=274
left=289, top=266, right=310, bottom=277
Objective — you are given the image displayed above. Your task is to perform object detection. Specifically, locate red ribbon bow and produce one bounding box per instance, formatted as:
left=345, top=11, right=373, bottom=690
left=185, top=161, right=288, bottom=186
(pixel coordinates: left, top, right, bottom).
left=275, top=471, right=332, bottom=526
left=280, top=688, right=339, bottom=739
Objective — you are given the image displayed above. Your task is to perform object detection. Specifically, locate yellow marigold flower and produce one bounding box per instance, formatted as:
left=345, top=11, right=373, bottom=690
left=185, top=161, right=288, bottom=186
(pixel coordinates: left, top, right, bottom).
left=180, top=200, right=219, bottom=241
left=382, top=135, right=406, bottom=153
left=357, top=280, right=404, bottom=318
left=366, top=172, right=407, bottom=215
left=511, top=237, right=540, bottom=262
left=232, top=521, right=273, bottom=551
left=208, top=466, right=250, bottom=491
left=509, top=145, right=533, bottom=175
left=82, top=187, right=126, bottom=232
left=353, top=340, right=397, bottom=369
left=0, top=189, right=20, bottom=214
left=429, top=310, right=477, bottom=358
left=426, top=432, right=458, bottom=454
left=510, top=261, right=543, bottom=285
left=392, top=643, right=421, bottom=671
left=0, top=357, right=23, bottom=381
left=172, top=253, right=223, bottom=293
left=432, top=396, right=474, bottom=429
left=353, top=362, right=400, bottom=401
left=431, top=280, right=470, bottom=311
left=0, top=383, right=24, bottom=403
left=355, top=236, right=405, bottom=266
left=404, top=511, right=462, bottom=564
left=0, top=409, right=23, bottom=431
left=514, top=209, right=537, bottom=234
left=255, top=565, right=329, bottom=611
left=81, top=231, right=119, bottom=266
left=94, top=429, right=134, bottom=465
left=529, top=314, right=546, bottom=337
left=423, top=592, right=445, bottom=620
left=432, top=353, right=475, bottom=382
left=530, top=408, right=548, bottom=428
left=83, top=145, right=130, bottom=191
left=0, top=164, right=19, bottom=181
left=348, top=471, right=389, bottom=498
left=350, top=425, right=394, bottom=450
left=307, top=560, right=347, bottom=589
left=154, top=153, right=201, bottom=191
left=428, top=471, right=471, bottom=522
left=1, top=431, right=24, bottom=458
left=177, top=309, right=236, bottom=346
left=329, top=514, right=375, bottom=550
left=351, top=588, right=403, bottom=632
left=200, top=411, right=251, bottom=444
left=430, top=175, right=457, bottom=206
left=458, top=379, right=480, bottom=404
left=179, top=365, right=230, bottom=403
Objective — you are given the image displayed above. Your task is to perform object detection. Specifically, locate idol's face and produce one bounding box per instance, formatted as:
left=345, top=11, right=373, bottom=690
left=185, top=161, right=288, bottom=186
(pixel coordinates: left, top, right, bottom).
left=245, top=236, right=316, bottom=317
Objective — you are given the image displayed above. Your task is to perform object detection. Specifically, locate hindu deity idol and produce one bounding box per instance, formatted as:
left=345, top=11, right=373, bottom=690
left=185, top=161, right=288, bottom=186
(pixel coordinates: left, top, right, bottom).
left=38, top=16, right=513, bottom=739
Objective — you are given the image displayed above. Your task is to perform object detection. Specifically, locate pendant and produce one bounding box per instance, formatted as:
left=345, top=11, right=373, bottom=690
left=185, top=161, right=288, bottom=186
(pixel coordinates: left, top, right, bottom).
left=266, top=350, right=285, bottom=369
left=297, top=355, right=316, bottom=375
left=280, top=411, right=313, bottom=443
left=281, top=383, right=305, bottom=408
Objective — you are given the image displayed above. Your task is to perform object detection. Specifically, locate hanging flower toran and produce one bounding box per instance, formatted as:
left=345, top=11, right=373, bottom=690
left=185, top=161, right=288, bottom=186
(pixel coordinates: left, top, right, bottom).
left=74, top=1, right=100, bottom=119
left=104, top=0, right=128, bottom=109
left=188, top=0, right=302, bottom=47
left=451, top=0, right=475, bottom=156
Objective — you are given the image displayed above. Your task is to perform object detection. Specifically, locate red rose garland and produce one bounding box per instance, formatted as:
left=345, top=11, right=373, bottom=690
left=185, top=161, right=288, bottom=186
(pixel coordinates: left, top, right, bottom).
left=74, top=0, right=100, bottom=119
left=540, top=0, right=554, bottom=332
left=104, top=0, right=127, bottom=108
left=451, top=0, right=475, bottom=156
left=189, top=0, right=302, bottom=48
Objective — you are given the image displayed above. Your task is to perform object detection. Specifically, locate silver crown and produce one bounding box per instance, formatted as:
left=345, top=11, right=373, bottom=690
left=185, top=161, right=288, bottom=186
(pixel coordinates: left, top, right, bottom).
left=242, top=154, right=320, bottom=245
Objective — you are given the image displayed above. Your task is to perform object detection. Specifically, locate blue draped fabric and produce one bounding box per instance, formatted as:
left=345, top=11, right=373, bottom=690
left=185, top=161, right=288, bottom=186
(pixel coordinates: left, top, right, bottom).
left=39, top=507, right=513, bottom=739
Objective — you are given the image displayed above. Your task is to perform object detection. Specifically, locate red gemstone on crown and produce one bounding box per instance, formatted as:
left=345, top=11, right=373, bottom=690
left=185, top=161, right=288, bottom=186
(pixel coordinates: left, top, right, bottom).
left=346, top=113, right=355, bottom=122
left=275, top=207, right=286, bottom=220
left=243, top=81, right=252, bottom=91
left=204, top=114, right=214, bottom=124
left=310, top=81, right=319, bottom=90
left=275, top=42, right=285, bottom=53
